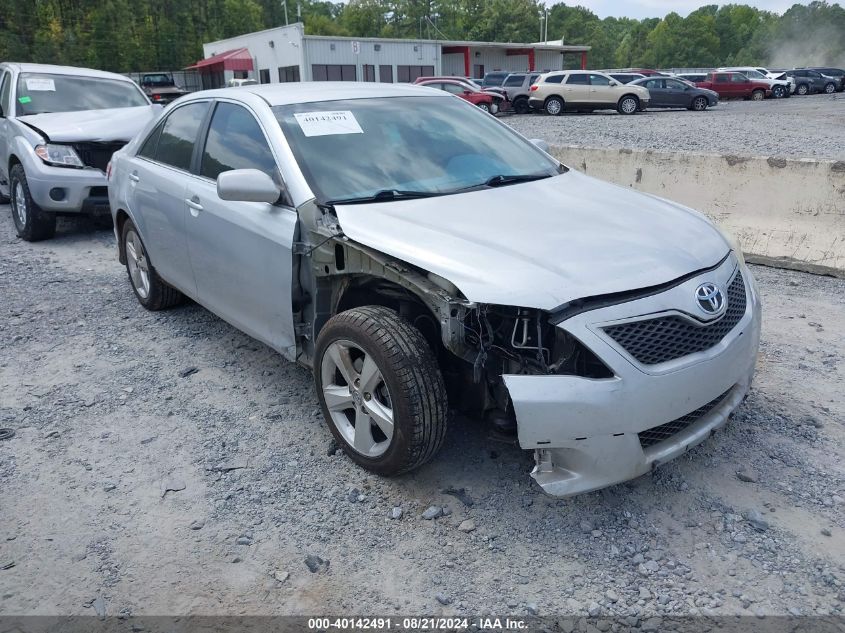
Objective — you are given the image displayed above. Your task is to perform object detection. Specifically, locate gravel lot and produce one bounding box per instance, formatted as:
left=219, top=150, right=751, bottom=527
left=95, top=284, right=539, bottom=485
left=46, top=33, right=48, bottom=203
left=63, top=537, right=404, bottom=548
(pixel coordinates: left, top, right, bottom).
left=1, top=208, right=844, bottom=621
left=506, top=93, right=845, bottom=160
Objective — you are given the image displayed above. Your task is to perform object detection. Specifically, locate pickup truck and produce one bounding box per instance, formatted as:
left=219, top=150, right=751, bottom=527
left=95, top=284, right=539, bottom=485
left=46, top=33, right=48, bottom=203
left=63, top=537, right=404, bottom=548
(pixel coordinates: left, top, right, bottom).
left=139, top=72, right=187, bottom=104
left=695, top=72, right=771, bottom=101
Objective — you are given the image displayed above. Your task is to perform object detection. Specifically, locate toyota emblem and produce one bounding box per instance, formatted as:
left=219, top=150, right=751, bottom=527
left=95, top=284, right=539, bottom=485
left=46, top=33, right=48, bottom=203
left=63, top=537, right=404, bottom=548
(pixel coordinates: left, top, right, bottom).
left=695, top=282, right=725, bottom=315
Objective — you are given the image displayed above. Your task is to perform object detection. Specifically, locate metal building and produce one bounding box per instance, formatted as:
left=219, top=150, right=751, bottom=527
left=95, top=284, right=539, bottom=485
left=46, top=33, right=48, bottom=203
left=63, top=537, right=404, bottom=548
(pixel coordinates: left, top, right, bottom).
left=191, top=23, right=589, bottom=88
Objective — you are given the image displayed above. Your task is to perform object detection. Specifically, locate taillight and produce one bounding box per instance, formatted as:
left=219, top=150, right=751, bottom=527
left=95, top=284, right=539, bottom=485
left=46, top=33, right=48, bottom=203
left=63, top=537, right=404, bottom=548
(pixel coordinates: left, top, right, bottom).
left=153, top=94, right=162, bottom=101
left=530, top=85, right=538, bottom=91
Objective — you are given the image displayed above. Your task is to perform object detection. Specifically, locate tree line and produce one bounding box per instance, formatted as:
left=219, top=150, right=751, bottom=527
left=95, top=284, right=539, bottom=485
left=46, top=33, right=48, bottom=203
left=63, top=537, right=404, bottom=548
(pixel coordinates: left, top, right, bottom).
left=1, top=0, right=843, bottom=73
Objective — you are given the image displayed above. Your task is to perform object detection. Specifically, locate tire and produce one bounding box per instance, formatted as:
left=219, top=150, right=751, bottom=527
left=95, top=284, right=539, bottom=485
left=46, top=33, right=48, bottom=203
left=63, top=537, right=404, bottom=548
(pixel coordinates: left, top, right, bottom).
left=120, top=218, right=183, bottom=311
left=10, top=164, right=56, bottom=241
left=513, top=97, right=530, bottom=115
left=315, top=306, right=448, bottom=476
left=691, top=96, right=708, bottom=111
left=477, top=102, right=491, bottom=113
left=751, top=89, right=765, bottom=101
left=617, top=95, right=639, bottom=115
left=772, top=85, right=785, bottom=98
left=824, top=82, right=836, bottom=94
left=796, top=83, right=809, bottom=95
left=544, top=96, right=564, bottom=116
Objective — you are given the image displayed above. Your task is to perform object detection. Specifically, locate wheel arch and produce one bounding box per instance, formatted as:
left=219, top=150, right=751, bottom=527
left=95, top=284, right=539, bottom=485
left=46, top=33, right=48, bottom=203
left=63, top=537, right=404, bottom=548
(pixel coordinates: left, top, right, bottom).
left=114, top=209, right=132, bottom=264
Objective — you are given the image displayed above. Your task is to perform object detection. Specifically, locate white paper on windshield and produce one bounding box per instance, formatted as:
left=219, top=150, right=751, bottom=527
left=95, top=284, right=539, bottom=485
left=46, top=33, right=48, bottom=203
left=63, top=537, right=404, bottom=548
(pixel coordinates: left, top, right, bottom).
left=294, top=111, right=363, bottom=137
left=25, top=78, right=56, bottom=92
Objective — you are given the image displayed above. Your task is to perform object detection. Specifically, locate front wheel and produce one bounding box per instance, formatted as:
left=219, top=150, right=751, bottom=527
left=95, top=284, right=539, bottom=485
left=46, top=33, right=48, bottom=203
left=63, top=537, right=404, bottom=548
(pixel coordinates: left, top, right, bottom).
left=824, top=82, right=836, bottom=94
left=315, top=306, right=448, bottom=476
left=10, top=164, right=56, bottom=241
left=751, top=89, right=765, bottom=101
left=691, top=96, right=708, bottom=111
left=617, top=95, right=639, bottom=115
left=477, top=102, right=491, bottom=113
left=772, top=85, right=785, bottom=98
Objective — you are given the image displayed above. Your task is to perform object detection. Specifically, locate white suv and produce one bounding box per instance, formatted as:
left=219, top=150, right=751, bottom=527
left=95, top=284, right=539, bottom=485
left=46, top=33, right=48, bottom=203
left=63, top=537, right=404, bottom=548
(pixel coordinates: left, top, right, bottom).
left=528, top=70, right=650, bottom=115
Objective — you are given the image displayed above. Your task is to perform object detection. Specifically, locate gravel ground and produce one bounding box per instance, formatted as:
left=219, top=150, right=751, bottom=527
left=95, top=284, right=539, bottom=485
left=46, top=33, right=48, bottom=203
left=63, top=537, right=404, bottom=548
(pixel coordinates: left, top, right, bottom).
left=506, top=93, right=845, bottom=160
left=1, top=209, right=844, bottom=621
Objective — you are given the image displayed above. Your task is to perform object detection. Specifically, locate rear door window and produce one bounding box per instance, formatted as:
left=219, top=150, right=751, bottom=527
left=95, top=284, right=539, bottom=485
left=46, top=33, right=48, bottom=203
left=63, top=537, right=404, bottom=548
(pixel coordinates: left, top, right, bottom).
left=503, top=75, right=524, bottom=87
left=154, top=101, right=209, bottom=171
left=566, top=74, right=590, bottom=85
left=200, top=102, right=277, bottom=181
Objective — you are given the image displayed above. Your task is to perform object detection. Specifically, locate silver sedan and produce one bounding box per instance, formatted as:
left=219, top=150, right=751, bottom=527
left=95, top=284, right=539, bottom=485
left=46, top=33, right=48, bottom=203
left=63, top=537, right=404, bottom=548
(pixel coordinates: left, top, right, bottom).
left=108, top=82, right=761, bottom=496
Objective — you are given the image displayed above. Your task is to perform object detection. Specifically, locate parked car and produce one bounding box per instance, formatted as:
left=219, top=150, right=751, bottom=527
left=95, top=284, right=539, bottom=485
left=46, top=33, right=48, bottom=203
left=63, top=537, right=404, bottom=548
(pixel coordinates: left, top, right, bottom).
left=227, top=78, right=259, bottom=87
left=784, top=69, right=839, bottom=95
left=716, top=67, right=791, bottom=98
left=416, top=78, right=503, bottom=113
left=806, top=67, right=845, bottom=91
left=695, top=72, right=770, bottom=100
left=414, top=76, right=510, bottom=109
left=139, top=72, right=187, bottom=104
left=608, top=73, right=646, bottom=84
left=529, top=70, right=650, bottom=115
left=481, top=71, right=511, bottom=88
left=500, top=72, right=542, bottom=114
left=108, top=82, right=760, bottom=497
left=675, top=73, right=707, bottom=83
left=630, top=77, right=718, bottom=111
left=0, top=62, right=160, bottom=241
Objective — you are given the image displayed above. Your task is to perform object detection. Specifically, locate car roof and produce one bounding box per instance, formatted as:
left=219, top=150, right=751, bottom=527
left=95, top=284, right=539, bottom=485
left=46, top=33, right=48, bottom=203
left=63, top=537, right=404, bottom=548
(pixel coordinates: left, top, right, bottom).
left=0, top=62, right=136, bottom=83
left=183, top=82, right=446, bottom=106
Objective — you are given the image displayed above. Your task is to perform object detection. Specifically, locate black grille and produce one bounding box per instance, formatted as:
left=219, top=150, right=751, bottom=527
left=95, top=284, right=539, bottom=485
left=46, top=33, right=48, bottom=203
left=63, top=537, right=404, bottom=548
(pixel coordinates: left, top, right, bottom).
left=638, top=388, right=732, bottom=449
left=603, top=271, right=747, bottom=365
left=71, top=142, right=126, bottom=172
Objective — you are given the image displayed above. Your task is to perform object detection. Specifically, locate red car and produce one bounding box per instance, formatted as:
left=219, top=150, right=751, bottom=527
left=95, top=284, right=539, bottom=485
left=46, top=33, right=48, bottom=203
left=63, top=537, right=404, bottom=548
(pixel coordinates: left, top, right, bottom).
left=695, top=72, right=771, bottom=100
left=415, top=78, right=504, bottom=114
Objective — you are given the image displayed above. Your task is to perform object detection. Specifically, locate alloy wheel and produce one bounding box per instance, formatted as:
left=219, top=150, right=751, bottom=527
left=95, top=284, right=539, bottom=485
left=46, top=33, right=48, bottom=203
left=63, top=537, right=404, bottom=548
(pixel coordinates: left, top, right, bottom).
left=693, top=96, right=707, bottom=111
left=320, top=340, right=394, bottom=458
left=797, top=84, right=808, bottom=95
left=620, top=97, right=638, bottom=114
left=125, top=229, right=151, bottom=299
left=546, top=98, right=562, bottom=115
left=825, top=83, right=835, bottom=94
left=13, top=182, right=27, bottom=227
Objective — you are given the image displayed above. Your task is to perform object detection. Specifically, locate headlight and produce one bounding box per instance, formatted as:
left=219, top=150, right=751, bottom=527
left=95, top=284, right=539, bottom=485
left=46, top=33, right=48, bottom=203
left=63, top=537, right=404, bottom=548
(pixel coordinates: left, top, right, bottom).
left=34, top=144, right=84, bottom=168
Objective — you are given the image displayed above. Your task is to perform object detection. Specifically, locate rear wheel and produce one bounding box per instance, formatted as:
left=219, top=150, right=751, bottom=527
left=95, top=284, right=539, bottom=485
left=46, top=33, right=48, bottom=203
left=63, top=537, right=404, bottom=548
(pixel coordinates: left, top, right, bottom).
left=617, top=95, right=639, bottom=114
left=121, top=219, right=183, bottom=310
left=751, top=89, right=765, bottom=101
left=824, top=82, right=836, bottom=94
left=10, top=164, right=55, bottom=242
left=513, top=97, right=530, bottom=114
left=772, top=85, right=785, bottom=98
left=544, top=96, right=564, bottom=116
left=315, top=306, right=448, bottom=476
left=796, top=83, right=809, bottom=95
left=691, top=96, right=708, bottom=111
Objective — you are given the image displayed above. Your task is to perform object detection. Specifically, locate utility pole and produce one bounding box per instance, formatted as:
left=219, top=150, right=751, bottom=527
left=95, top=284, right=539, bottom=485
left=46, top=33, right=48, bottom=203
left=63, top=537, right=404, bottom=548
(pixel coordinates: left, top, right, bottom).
left=281, top=0, right=288, bottom=25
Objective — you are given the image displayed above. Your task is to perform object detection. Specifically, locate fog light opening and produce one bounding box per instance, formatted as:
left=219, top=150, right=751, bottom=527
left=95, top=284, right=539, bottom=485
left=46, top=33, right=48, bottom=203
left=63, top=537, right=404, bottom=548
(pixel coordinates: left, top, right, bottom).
left=49, top=188, right=66, bottom=201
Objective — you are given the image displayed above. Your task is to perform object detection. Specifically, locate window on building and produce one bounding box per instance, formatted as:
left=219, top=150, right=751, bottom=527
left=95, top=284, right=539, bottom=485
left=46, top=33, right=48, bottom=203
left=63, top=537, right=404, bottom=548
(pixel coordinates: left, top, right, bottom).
left=233, top=70, right=249, bottom=79
left=397, top=65, right=435, bottom=83
left=278, top=65, right=300, bottom=82
left=312, top=64, right=356, bottom=81
left=200, top=102, right=278, bottom=181
left=363, top=65, right=376, bottom=82
left=259, top=69, right=270, bottom=84
left=155, top=102, right=210, bottom=171
left=379, top=65, right=393, bottom=83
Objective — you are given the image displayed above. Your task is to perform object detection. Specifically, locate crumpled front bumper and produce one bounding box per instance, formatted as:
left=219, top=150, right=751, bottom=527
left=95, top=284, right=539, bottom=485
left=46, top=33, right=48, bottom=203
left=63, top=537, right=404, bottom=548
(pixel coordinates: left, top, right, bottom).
left=503, top=255, right=762, bottom=497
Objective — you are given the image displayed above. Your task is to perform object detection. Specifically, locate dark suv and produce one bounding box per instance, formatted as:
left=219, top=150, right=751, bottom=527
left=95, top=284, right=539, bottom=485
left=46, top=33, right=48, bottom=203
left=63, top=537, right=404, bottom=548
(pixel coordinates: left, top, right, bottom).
left=806, top=67, right=845, bottom=92
left=785, top=69, right=838, bottom=95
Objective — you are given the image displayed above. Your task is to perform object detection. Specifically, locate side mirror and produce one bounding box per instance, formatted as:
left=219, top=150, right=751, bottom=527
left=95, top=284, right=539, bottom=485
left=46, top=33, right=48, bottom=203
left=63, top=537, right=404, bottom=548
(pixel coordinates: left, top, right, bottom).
left=530, top=138, right=550, bottom=153
left=609, top=80, right=619, bottom=86
left=217, top=169, right=281, bottom=204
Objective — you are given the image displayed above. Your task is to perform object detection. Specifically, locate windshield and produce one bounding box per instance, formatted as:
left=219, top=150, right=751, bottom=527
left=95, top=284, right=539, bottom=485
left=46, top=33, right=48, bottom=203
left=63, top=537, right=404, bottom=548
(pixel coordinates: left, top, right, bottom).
left=143, top=74, right=174, bottom=86
left=274, top=96, right=562, bottom=203
left=16, top=73, right=149, bottom=115
left=743, top=70, right=764, bottom=79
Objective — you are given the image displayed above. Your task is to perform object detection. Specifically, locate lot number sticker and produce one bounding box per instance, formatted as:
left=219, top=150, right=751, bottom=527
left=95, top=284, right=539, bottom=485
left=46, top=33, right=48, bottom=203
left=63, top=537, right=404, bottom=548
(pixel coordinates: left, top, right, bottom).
left=294, top=111, right=363, bottom=137
left=25, top=78, right=56, bottom=91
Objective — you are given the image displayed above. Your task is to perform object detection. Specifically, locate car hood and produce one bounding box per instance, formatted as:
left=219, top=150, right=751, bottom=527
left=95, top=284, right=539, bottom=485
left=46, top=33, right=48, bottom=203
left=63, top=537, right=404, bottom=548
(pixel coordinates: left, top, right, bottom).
left=17, top=105, right=161, bottom=143
left=335, top=170, right=730, bottom=310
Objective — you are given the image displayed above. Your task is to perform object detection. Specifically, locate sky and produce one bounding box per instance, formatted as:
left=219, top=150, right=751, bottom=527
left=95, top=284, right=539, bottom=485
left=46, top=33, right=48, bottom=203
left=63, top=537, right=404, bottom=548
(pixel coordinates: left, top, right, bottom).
left=557, top=0, right=801, bottom=19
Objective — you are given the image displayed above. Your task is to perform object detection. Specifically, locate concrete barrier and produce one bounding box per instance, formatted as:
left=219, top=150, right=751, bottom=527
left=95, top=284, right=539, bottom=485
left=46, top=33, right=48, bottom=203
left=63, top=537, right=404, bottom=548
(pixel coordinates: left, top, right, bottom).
left=550, top=145, right=845, bottom=277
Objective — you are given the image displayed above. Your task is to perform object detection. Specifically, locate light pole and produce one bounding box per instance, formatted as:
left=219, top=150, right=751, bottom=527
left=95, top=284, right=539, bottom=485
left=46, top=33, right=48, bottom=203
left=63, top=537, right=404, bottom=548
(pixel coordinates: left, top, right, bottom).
left=281, top=0, right=289, bottom=25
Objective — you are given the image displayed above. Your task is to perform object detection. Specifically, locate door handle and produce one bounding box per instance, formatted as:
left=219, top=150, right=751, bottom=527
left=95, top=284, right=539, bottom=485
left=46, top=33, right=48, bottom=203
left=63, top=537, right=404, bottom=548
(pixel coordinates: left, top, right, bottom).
left=129, top=172, right=140, bottom=183
left=185, top=195, right=203, bottom=215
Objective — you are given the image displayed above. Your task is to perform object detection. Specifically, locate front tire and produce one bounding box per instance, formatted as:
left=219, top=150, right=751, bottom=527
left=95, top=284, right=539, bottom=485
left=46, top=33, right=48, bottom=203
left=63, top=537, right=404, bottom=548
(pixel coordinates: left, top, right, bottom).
left=477, top=102, right=491, bottom=113
left=618, top=95, right=639, bottom=114
left=544, top=96, right=564, bottom=116
left=691, top=96, right=708, bottom=111
left=10, top=164, right=56, bottom=242
left=751, top=89, right=765, bottom=101
left=121, top=218, right=183, bottom=310
left=315, top=306, right=448, bottom=476
left=772, top=85, right=785, bottom=98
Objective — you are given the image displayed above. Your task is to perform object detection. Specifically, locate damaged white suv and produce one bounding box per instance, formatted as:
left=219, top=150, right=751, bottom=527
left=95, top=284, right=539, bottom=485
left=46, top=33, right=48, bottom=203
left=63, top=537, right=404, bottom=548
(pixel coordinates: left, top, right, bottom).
left=108, top=83, right=761, bottom=497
